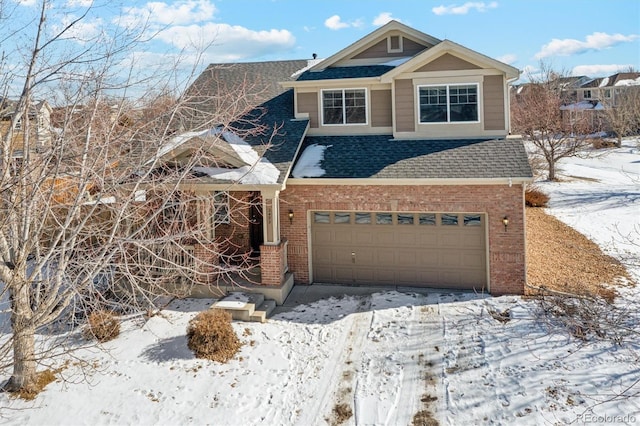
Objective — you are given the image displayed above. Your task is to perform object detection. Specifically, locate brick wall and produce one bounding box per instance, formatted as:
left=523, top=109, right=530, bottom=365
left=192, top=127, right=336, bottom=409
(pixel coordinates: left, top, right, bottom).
left=215, top=191, right=252, bottom=256
left=260, top=241, right=286, bottom=285
left=280, top=184, right=526, bottom=295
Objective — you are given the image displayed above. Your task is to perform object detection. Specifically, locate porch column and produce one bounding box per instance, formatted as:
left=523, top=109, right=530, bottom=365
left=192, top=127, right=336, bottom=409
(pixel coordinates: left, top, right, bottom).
left=260, top=189, right=286, bottom=285
left=193, top=194, right=218, bottom=284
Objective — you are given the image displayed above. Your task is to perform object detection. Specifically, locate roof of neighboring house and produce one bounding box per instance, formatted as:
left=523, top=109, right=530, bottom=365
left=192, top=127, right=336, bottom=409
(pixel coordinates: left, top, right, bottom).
left=296, top=65, right=396, bottom=81
left=292, top=136, right=532, bottom=180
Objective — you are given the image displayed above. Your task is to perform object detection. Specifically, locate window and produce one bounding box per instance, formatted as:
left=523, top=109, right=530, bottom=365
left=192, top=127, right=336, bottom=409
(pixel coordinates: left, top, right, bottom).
left=441, top=214, right=459, bottom=226
left=418, top=84, right=478, bottom=123
left=388, top=35, right=403, bottom=53
left=213, top=191, right=229, bottom=224
left=397, top=214, right=414, bottom=225
left=604, top=89, right=611, bottom=98
left=322, top=89, right=367, bottom=125
left=464, top=214, right=481, bottom=226
left=334, top=213, right=351, bottom=224
left=355, top=212, right=372, bottom=224
left=314, top=212, right=330, bottom=223
left=419, top=213, right=436, bottom=225
left=376, top=213, right=393, bottom=224
left=583, top=90, right=592, bottom=99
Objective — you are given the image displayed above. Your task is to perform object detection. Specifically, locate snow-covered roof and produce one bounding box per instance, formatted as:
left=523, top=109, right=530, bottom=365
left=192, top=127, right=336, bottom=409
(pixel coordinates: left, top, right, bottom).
left=560, top=101, right=605, bottom=111
left=291, top=144, right=331, bottom=178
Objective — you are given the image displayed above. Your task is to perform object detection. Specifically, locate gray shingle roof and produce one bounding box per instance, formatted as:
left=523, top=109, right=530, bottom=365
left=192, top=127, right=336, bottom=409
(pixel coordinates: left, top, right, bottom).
left=294, top=135, right=532, bottom=179
left=296, top=65, right=395, bottom=81
left=194, top=90, right=308, bottom=185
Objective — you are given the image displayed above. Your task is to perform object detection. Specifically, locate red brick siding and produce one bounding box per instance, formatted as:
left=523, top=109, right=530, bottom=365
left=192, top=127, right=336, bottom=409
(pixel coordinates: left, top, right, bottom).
left=280, top=184, right=526, bottom=295
left=260, top=242, right=285, bottom=285
left=215, top=191, right=252, bottom=255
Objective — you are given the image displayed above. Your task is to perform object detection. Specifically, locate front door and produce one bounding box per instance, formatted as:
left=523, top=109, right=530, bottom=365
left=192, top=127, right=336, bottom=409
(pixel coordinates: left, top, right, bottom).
left=249, top=192, right=263, bottom=255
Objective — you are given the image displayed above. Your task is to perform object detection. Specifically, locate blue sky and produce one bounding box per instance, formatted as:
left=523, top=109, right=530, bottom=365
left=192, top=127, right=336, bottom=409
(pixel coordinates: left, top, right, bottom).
left=5, top=0, right=640, bottom=90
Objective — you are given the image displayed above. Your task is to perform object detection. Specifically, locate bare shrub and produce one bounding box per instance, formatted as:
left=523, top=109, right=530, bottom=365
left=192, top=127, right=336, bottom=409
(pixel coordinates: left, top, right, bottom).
left=83, top=310, right=121, bottom=342
left=331, top=403, right=353, bottom=425
left=186, top=309, right=241, bottom=362
left=590, top=138, right=618, bottom=149
left=525, top=186, right=549, bottom=207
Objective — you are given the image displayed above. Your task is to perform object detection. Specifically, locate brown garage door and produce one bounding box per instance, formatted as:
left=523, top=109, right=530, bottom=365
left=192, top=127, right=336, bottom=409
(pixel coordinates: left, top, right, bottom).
left=311, top=211, right=487, bottom=290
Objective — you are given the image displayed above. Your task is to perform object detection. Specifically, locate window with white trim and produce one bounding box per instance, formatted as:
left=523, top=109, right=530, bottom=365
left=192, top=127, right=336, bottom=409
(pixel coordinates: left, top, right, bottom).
left=322, top=88, right=367, bottom=125
left=213, top=191, right=230, bottom=224
left=388, top=35, right=403, bottom=53
left=583, top=90, right=592, bottom=99
left=418, top=84, right=479, bottom=123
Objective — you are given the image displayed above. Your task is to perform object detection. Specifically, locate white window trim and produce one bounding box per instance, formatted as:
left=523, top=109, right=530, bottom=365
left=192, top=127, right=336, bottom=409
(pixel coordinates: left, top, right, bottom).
left=320, top=88, right=369, bottom=127
left=212, top=191, right=230, bottom=225
left=583, top=89, right=592, bottom=99
left=417, top=83, right=481, bottom=125
left=387, top=35, right=403, bottom=53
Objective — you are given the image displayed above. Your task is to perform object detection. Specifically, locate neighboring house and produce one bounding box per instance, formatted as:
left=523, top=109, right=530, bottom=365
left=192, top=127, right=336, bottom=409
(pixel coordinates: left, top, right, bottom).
left=0, top=99, right=52, bottom=157
left=168, top=20, right=532, bottom=302
left=576, top=72, right=640, bottom=106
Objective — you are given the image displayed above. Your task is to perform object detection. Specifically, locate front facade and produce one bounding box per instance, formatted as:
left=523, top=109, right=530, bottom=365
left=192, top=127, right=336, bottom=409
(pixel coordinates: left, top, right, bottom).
left=177, top=21, right=532, bottom=299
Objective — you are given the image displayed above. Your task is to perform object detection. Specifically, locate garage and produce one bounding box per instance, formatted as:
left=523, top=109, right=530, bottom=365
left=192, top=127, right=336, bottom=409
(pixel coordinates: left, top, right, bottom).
left=311, top=211, right=487, bottom=290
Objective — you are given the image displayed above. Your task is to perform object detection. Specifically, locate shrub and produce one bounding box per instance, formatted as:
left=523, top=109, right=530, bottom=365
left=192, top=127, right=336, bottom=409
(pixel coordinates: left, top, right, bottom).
left=525, top=186, right=549, bottom=207
left=187, top=309, right=241, bottom=362
left=83, top=310, right=120, bottom=342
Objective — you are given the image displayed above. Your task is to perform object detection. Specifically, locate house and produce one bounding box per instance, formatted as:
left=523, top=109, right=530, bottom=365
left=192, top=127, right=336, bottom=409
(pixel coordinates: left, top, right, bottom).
left=0, top=99, right=52, bottom=158
left=576, top=72, right=640, bottom=106
left=168, top=20, right=532, bottom=302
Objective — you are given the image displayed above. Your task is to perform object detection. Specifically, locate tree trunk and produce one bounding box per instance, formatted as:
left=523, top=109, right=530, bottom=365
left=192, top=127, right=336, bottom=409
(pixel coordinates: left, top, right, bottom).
left=617, top=135, right=622, bottom=148
left=5, top=285, right=38, bottom=393
left=548, top=160, right=556, bottom=181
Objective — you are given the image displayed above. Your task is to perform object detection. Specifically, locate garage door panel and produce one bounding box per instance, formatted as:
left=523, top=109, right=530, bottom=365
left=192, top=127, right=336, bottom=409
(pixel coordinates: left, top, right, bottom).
left=311, top=211, right=487, bottom=289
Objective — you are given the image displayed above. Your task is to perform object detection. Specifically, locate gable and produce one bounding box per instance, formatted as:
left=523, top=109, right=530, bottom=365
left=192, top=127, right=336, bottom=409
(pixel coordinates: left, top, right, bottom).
left=415, top=53, right=482, bottom=72
left=350, top=35, right=430, bottom=61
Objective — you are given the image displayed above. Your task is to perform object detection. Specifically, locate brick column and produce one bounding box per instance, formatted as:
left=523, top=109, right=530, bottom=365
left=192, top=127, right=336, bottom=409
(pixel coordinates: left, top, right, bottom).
left=260, top=240, right=286, bottom=285
left=193, top=243, right=220, bottom=284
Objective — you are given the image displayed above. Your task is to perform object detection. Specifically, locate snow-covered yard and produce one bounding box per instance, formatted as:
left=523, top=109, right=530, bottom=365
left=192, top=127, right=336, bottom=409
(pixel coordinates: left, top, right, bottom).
left=1, top=139, right=639, bottom=425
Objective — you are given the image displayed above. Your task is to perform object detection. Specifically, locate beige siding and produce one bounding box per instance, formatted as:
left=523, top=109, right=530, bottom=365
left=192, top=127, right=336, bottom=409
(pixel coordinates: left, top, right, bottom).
left=394, top=79, right=415, bottom=132
left=297, top=92, right=319, bottom=128
left=483, top=75, right=505, bottom=131
left=417, top=53, right=481, bottom=72
left=371, top=89, right=392, bottom=127
left=353, top=37, right=429, bottom=59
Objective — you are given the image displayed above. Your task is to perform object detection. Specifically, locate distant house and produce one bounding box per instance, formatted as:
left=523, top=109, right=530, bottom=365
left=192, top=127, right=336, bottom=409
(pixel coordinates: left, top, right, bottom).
left=0, top=99, right=52, bottom=157
left=161, top=20, right=532, bottom=302
left=576, top=72, right=640, bottom=106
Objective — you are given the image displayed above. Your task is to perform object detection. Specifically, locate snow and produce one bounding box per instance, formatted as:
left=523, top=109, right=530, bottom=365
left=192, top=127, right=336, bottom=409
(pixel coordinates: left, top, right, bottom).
left=560, top=100, right=604, bottom=110
left=614, top=77, right=640, bottom=86
left=599, top=76, right=610, bottom=87
left=164, top=127, right=280, bottom=184
left=291, top=143, right=331, bottom=178
left=1, top=139, right=640, bottom=424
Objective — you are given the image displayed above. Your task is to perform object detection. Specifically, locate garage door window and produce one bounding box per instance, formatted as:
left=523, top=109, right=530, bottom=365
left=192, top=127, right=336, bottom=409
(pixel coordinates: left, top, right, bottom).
left=419, top=213, right=436, bottom=225
left=397, top=214, right=414, bottom=225
left=355, top=212, right=372, bottom=224
left=334, top=213, right=351, bottom=224
left=314, top=212, right=330, bottom=223
left=376, top=213, right=393, bottom=224
left=441, top=214, right=459, bottom=226
left=464, top=214, right=481, bottom=226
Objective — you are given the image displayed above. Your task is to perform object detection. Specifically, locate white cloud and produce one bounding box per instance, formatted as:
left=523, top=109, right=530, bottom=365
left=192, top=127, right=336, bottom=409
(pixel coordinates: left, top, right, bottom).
left=66, top=0, right=94, bottom=6
left=52, top=15, right=104, bottom=44
left=324, top=15, right=363, bottom=30
left=156, top=23, right=296, bottom=59
left=535, top=32, right=639, bottom=59
left=14, top=0, right=37, bottom=5
left=432, top=2, right=498, bottom=15
left=497, top=54, right=517, bottom=65
left=372, top=12, right=398, bottom=26
left=572, top=64, right=635, bottom=77
left=121, top=0, right=216, bottom=26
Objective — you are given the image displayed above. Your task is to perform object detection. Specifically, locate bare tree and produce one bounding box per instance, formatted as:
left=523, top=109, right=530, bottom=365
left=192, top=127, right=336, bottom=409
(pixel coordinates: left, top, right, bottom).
left=0, top=0, right=269, bottom=393
left=601, top=86, right=640, bottom=148
left=511, top=64, right=593, bottom=181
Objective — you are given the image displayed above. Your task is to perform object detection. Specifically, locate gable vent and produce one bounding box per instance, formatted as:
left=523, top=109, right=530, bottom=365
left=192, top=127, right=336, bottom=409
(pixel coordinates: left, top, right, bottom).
left=387, top=35, right=403, bottom=53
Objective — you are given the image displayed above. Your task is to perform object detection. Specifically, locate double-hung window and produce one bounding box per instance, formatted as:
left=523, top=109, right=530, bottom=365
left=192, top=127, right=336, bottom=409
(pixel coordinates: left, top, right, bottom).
left=418, top=84, right=479, bottom=123
left=322, top=89, right=367, bottom=125
left=212, top=191, right=230, bottom=225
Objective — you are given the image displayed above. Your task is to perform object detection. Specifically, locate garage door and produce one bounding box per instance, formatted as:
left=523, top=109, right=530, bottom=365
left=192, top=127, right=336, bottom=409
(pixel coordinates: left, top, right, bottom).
left=311, top=211, right=487, bottom=290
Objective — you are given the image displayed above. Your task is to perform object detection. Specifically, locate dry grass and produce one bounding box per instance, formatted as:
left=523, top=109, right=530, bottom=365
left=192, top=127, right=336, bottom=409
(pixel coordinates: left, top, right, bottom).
left=83, top=310, right=120, bottom=343
left=186, top=309, right=241, bottom=363
left=525, top=186, right=549, bottom=207
left=526, top=208, right=632, bottom=300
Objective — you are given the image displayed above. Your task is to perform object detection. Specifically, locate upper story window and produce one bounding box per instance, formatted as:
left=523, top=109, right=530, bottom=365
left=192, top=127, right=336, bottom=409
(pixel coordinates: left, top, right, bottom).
left=604, top=89, right=611, bottom=98
left=583, top=90, right=592, bottom=99
left=321, top=89, right=367, bottom=126
left=418, top=84, right=479, bottom=123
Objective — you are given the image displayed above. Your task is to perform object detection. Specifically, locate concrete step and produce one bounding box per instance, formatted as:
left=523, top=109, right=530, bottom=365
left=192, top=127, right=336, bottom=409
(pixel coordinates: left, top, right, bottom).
left=212, top=292, right=265, bottom=322
left=249, top=299, right=277, bottom=323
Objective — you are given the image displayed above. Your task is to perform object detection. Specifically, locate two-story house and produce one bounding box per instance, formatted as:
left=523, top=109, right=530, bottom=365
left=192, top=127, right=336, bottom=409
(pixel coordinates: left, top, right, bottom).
left=164, top=21, right=532, bottom=303
left=1, top=99, right=52, bottom=158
